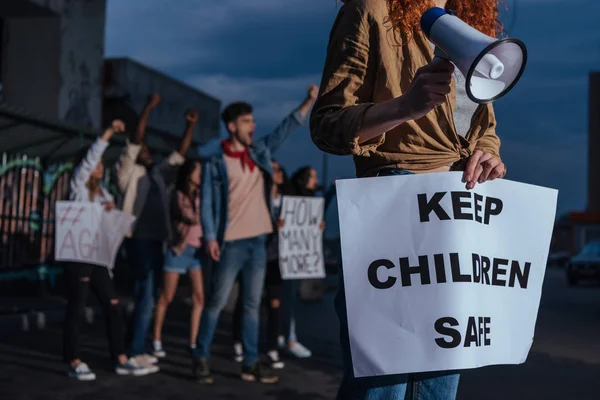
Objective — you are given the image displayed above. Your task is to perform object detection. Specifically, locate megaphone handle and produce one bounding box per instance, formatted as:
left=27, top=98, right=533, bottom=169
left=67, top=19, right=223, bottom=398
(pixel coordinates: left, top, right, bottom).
left=433, top=46, right=450, bottom=61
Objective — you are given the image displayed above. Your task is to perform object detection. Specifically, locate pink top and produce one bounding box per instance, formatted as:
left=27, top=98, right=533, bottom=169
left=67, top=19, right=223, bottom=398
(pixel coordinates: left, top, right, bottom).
left=171, top=190, right=202, bottom=255
left=223, top=155, right=273, bottom=242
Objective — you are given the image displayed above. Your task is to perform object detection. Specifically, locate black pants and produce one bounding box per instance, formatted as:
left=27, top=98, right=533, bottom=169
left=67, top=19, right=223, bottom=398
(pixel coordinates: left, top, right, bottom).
left=233, top=260, right=283, bottom=351
left=63, top=263, right=126, bottom=363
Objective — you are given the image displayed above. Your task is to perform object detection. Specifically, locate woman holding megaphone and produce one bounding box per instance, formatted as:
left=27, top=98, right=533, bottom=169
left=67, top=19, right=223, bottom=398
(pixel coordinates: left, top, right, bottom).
left=311, top=0, right=507, bottom=399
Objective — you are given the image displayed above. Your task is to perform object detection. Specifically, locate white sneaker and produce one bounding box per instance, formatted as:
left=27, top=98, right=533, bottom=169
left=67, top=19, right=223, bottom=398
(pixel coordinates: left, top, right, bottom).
left=233, top=342, right=243, bottom=363
left=277, top=335, right=285, bottom=350
left=116, top=359, right=156, bottom=376
left=267, top=350, right=285, bottom=369
left=153, top=341, right=166, bottom=358
left=67, top=362, right=96, bottom=381
left=132, top=354, right=160, bottom=371
left=288, top=342, right=312, bottom=358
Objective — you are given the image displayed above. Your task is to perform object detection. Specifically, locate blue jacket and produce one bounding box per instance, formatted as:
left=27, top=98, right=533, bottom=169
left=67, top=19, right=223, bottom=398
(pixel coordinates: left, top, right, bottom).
left=201, top=110, right=305, bottom=245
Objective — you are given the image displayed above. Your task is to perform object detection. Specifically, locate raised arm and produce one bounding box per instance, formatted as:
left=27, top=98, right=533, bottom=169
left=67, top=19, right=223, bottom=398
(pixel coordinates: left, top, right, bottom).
left=178, top=109, right=198, bottom=156
left=156, top=109, right=196, bottom=184
left=256, top=85, right=318, bottom=154
left=70, top=120, right=124, bottom=193
left=310, top=3, right=453, bottom=156
left=133, top=93, right=161, bottom=144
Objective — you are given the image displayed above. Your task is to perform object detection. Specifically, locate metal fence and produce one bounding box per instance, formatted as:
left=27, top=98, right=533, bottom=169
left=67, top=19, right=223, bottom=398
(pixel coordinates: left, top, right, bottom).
left=0, top=154, right=72, bottom=269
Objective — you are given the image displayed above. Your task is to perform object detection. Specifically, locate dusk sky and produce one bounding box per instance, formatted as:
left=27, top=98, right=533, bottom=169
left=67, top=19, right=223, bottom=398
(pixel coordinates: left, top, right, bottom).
left=105, top=0, right=600, bottom=222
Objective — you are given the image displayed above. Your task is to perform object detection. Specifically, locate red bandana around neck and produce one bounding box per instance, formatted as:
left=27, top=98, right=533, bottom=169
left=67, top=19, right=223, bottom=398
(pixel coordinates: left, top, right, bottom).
left=221, top=140, right=256, bottom=172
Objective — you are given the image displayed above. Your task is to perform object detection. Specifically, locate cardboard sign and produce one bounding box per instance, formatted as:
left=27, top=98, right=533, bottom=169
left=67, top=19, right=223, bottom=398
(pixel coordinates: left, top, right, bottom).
left=55, top=201, right=135, bottom=268
left=278, top=196, right=326, bottom=280
left=335, top=172, right=558, bottom=378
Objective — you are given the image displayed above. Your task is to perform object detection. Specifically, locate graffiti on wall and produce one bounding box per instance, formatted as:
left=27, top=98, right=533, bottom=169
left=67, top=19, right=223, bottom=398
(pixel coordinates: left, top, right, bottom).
left=32, top=0, right=106, bottom=129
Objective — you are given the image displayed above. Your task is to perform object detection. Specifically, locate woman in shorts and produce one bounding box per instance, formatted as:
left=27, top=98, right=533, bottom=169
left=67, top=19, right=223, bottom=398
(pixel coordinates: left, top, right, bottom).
left=152, top=160, right=205, bottom=358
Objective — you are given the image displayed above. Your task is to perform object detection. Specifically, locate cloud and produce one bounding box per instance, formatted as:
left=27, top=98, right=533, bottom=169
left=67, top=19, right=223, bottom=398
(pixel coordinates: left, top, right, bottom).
left=105, top=0, right=338, bottom=72
left=105, top=0, right=600, bottom=217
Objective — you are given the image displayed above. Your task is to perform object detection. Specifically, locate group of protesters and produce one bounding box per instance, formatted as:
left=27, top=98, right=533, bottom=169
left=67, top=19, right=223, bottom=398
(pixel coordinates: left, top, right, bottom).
left=64, top=85, right=320, bottom=384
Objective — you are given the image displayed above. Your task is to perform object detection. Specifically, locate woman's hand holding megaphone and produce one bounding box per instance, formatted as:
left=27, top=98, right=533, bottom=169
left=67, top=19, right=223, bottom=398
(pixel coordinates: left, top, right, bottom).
left=399, top=58, right=454, bottom=121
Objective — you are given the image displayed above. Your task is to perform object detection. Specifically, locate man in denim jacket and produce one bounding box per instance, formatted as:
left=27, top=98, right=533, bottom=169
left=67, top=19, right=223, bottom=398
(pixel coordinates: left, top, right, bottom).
left=194, top=85, right=318, bottom=384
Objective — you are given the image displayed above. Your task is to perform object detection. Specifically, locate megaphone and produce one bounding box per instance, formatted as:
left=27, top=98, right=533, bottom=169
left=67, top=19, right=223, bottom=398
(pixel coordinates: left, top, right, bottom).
left=420, top=7, right=527, bottom=104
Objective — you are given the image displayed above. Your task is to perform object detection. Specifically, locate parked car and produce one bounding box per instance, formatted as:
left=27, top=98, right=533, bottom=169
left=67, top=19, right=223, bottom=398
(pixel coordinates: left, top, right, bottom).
left=566, top=241, right=600, bottom=285
left=547, top=251, right=570, bottom=268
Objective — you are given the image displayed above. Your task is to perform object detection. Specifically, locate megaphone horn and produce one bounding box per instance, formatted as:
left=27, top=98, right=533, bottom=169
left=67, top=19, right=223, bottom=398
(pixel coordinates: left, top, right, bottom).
left=420, top=7, right=527, bottom=104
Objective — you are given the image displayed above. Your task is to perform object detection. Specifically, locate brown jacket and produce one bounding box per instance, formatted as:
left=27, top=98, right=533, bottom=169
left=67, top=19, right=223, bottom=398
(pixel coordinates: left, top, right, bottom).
left=310, top=0, right=501, bottom=178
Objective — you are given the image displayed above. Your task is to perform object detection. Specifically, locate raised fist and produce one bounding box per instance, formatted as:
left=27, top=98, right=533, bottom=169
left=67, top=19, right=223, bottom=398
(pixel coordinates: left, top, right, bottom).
left=307, top=84, right=319, bottom=100
left=147, top=93, right=161, bottom=107
left=185, top=109, right=199, bottom=123
left=111, top=119, right=126, bottom=133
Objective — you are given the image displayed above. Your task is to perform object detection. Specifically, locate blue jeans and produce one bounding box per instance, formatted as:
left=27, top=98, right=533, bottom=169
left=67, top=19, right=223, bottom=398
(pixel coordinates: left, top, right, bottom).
left=195, top=235, right=267, bottom=367
left=126, top=238, right=164, bottom=357
left=336, top=168, right=460, bottom=400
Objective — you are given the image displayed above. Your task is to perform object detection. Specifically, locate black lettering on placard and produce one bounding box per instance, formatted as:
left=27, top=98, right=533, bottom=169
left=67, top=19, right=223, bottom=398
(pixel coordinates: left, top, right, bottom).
left=399, top=256, right=431, bottom=287
left=286, top=253, right=318, bottom=275
left=434, top=317, right=461, bottom=349
left=278, top=197, right=324, bottom=280
left=309, top=201, right=322, bottom=226
left=282, top=197, right=323, bottom=227
left=472, top=254, right=481, bottom=283
left=492, top=258, right=509, bottom=286
left=365, top=254, right=532, bottom=289
left=464, top=317, right=479, bottom=347
left=481, top=256, right=491, bottom=285
left=280, top=230, right=292, bottom=251
left=435, top=316, right=492, bottom=349
left=433, top=254, right=447, bottom=283
left=281, top=230, right=315, bottom=253
left=450, top=253, right=471, bottom=283
left=484, top=197, right=503, bottom=225
left=298, top=230, right=311, bottom=251
left=281, top=199, right=296, bottom=225
left=509, top=260, right=531, bottom=289
left=418, top=192, right=451, bottom=222
left=451, top=192, right=473, bottom=220
left=464, top=317, right=492, bottom=347
left=473, top=193, right=484, bottom=223
left=483, top=317, right=491, bottom=345
left=296, top=199, right=308, bottom=226
left=419, top=192, right=503, bottom=224
left=368, top=259, right=397, bottom=289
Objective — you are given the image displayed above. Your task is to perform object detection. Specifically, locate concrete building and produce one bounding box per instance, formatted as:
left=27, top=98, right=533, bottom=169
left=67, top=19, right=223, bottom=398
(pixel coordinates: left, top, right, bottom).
left=103, top=57, right=220, bottom=159
left=0, top=0, right=220, bottom=164
left=587, top=72, right=600, bottom=213
left=551, top=72, right=600, bottom=256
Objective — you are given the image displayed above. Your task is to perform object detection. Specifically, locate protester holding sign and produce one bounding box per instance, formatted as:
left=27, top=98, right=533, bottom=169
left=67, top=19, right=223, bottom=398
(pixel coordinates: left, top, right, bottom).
left=114, top=93, right=196, bottom=368
left=195, top=86, right=318, bottom=385
left=310, top=0, right=506, bottom=398
left=63, top=120, right=157, bottom=380
left=279, top=166, right=326, bottom=360
left=152, top=160, right=205, bottom=360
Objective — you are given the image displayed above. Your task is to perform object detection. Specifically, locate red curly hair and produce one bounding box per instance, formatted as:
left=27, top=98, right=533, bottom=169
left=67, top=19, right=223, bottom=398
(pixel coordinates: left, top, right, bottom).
left=386, top=0, right=504, bottom=42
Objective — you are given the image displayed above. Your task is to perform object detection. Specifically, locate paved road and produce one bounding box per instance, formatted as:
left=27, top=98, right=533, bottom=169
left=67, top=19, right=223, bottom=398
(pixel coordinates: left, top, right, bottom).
left=1, top=268, right=600, bottom=399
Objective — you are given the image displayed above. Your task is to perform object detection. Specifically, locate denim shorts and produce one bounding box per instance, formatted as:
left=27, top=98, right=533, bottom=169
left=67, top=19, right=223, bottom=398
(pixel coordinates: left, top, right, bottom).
left=163, top=245, right=202, bottom=274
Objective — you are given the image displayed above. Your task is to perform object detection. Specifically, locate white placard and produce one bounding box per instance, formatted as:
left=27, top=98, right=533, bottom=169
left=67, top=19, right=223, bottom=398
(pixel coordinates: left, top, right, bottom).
left=278, top=196, right=326, bottom=280
left=55, top=201, right=136, bottom=268
left=336, top=172, right=558, bottom=378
